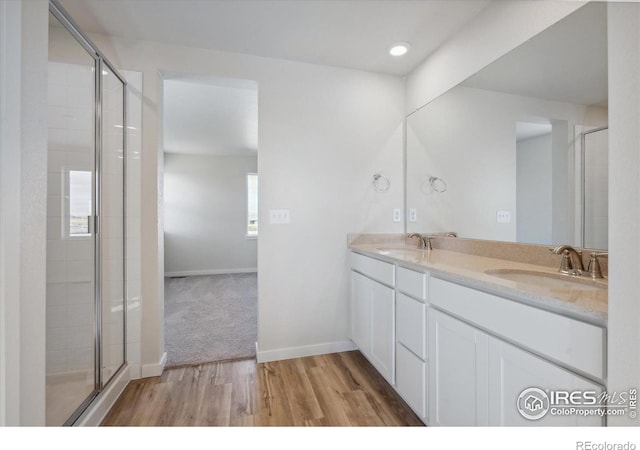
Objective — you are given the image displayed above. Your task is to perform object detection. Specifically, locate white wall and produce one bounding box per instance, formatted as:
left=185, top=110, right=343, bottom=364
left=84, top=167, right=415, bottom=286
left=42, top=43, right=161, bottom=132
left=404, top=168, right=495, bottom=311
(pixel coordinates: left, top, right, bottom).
left=82, top=34, right=404, bottom=364
left=516, top=133, right=553, bottom=244
left=164, top=153, right=258, bottom=276
left=405, top=1, right=585, bottom=113
left=607, top=1, right=640, bottom=427
left=406, top=85, right=603, bottom=243
left=0, top=0, right=48, bottom=426
left=124, top=71, right=143, bottom=381
left=0, top=0, right=23, bottom=426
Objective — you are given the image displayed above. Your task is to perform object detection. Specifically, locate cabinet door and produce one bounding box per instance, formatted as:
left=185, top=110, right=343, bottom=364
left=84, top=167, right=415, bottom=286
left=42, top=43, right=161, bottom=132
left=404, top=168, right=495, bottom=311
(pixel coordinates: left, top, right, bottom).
left=429, top=308, right=489, bottom=426
left=370, top=279, right=395, bottom=384
left=488, top=336, right=604, bottom=426
left=351, top=271, right=372, bottom=356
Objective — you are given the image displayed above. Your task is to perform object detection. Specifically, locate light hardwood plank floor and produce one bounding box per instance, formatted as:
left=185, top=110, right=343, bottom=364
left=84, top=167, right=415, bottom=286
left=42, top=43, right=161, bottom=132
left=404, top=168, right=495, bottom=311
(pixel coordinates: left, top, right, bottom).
left=101, top=351, right=424, bottom=426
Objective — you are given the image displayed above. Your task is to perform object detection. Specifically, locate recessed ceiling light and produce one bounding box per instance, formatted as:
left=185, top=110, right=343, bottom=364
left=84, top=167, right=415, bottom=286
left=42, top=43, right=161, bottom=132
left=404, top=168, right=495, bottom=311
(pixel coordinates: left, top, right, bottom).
left=389, top=42, right=411, bottom=57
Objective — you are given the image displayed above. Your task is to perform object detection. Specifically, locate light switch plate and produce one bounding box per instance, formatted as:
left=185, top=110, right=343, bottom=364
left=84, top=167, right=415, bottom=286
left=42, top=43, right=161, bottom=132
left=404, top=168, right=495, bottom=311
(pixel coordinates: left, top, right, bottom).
left=269, top=209, right=290, bottom=224
left=496, top=210, right=511, bottom=223
left=393, top=209, right=401, bottom=223
left=409, top=208, right=417, bottom=222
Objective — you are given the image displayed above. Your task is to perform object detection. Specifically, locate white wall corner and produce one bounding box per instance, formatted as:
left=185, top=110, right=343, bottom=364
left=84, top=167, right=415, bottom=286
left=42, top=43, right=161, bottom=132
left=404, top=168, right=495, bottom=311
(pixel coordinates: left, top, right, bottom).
left=256, top=340, right=357, bottom=364
left=141, top=352, right=167, bottom=378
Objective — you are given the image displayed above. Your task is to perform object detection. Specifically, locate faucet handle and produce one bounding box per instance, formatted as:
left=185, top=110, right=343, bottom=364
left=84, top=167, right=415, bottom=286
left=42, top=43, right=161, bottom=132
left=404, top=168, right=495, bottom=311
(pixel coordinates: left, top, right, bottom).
left=557, top=249, right=575, bottom=274
left=587, top=251, right=606, bottom=279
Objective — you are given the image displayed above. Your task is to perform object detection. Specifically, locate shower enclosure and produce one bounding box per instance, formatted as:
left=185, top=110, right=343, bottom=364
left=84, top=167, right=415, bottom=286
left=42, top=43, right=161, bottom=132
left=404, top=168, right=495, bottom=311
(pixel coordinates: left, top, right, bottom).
left=46, top=1, right=126, bottom=425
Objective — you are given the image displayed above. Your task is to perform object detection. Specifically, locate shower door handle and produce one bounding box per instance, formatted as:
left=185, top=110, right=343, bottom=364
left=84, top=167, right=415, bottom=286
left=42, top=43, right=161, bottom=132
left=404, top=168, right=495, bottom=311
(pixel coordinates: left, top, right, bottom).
left=88, top=215, right=99, bottom=235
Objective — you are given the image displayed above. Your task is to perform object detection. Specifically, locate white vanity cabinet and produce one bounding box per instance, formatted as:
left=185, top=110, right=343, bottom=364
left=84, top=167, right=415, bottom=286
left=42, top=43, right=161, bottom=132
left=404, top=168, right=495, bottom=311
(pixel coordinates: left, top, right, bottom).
left=429, top=277, right=606, bottom=427
left=350, top=250, right=607, bottom=427
left=350, top=253, right=395, bottom=385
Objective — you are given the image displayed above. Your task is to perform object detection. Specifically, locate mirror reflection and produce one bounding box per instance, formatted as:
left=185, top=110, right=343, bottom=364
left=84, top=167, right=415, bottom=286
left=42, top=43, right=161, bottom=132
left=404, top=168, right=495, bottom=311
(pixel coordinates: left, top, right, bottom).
left=406, top=3, right=608, bottom=250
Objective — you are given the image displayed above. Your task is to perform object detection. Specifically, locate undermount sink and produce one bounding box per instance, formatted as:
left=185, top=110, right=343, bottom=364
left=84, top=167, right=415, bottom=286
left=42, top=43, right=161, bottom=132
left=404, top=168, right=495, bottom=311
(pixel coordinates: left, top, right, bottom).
left=484, top=269, right=606, bottom=291
left=376, top=247, right=425, bottom=257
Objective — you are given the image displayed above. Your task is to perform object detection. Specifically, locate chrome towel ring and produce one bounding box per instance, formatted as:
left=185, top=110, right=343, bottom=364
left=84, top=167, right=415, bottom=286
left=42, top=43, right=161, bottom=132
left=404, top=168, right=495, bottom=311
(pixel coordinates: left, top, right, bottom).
left=372, top=173, right=391, bottom=192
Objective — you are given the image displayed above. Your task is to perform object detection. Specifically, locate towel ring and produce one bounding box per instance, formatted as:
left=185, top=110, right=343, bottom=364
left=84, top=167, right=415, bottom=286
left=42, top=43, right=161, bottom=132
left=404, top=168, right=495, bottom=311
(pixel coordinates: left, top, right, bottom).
left=372, top=173, right=390, bottom=192
left=422, top=176, right=447, bottom=193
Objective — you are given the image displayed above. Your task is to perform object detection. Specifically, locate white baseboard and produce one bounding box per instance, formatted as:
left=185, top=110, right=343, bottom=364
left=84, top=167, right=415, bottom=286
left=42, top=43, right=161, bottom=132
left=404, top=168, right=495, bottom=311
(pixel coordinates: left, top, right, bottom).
left=141, top=352, right=167, bottom=378
left=165, top=268, right=257, bottom=277
left=74, top=365, right=130, bottom=426
left=256, top=340, right=357, bottom=363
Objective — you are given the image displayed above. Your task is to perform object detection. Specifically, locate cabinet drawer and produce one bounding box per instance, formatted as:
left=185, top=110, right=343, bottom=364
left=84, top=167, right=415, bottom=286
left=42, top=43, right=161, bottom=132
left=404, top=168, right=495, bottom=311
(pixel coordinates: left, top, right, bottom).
left=430, top=277, right=605, bottom=380
left=351, top=252, right=395, bottom=286
left=396, top=343, right=427, bottom=420
left=396, top=292, right=427, bottom=359
left=396, top=266, right=428, bottom=300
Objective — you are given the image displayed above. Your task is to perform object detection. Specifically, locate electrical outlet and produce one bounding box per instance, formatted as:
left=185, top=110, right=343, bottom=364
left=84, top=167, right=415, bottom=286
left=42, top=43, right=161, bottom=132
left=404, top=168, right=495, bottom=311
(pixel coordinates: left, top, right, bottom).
left=496, top=210, right=511, bottom=224
left=269, top=209, right=290, bottom=224
left=409, top=208, right=417, bottom=222
left=393, top=209, right=401, bottom=223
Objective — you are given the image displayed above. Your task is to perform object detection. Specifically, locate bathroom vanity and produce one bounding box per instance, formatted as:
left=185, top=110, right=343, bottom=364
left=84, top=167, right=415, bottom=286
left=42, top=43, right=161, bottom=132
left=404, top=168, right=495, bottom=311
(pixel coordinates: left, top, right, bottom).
left=349, top=236, right=608, bottom=426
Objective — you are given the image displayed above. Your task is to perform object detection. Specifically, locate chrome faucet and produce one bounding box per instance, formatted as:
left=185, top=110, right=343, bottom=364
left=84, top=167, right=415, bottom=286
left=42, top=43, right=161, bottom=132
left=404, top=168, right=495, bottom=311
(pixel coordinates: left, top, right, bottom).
left=408, top=233, right=432, bottom=250
left=550, top=245, right=584, bottom=276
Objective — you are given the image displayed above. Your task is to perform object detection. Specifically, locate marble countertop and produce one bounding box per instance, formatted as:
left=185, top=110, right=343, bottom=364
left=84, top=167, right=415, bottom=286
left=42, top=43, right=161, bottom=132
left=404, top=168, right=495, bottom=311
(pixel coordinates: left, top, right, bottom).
left=350, top=243, right=608, bottom=327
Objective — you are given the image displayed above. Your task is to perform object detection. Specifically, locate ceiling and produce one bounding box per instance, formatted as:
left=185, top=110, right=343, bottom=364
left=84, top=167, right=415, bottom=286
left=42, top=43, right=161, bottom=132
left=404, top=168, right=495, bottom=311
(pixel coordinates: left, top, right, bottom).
left=57, top=0, right=491, bottom=75
left=462, top=2, right=607, bottom=107
left=162, top=73, right=258, bottom=156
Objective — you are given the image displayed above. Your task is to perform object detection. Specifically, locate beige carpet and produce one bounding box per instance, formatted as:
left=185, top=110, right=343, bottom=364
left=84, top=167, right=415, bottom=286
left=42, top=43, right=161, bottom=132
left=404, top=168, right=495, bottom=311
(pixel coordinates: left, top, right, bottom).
left=164, top=273, right=257, bottom=367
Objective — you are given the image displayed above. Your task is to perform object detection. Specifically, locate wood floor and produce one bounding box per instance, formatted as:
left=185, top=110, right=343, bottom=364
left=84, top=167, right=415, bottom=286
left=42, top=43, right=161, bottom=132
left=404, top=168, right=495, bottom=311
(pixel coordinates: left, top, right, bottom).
left=102, top=351, right=423, bottom=426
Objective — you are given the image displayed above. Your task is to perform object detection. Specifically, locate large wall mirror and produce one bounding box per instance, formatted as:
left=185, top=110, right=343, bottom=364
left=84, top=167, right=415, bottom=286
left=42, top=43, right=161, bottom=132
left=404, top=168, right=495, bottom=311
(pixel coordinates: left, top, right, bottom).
left=406, top=2, right=608, bottom=250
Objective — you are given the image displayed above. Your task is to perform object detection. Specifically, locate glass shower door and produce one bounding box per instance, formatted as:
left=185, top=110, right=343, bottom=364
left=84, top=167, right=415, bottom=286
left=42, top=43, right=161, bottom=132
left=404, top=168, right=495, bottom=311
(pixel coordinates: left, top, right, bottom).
left=46, top=11, right=98, bottom=426
left=47, top=0, right=128, bottom=425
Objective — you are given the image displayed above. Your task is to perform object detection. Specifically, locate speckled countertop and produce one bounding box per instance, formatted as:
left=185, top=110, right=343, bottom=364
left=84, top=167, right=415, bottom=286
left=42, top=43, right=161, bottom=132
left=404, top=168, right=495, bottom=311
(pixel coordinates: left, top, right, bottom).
left=350, top=242, right=608, bottom=327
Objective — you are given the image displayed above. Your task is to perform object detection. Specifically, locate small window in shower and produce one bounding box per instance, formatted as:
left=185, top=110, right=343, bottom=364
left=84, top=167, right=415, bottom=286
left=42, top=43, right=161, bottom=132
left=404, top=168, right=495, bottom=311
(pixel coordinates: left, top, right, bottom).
left=247, top=173, right=258, bottom=237
left=69, top=170, right=92, bottom=236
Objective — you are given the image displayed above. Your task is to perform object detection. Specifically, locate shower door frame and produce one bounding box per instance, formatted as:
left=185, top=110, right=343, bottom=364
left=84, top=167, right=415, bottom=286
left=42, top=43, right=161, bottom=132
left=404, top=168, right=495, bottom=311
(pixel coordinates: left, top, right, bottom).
left=49, top=0, right=127, bottom=426
left=580, top=125, right=608, bottom=249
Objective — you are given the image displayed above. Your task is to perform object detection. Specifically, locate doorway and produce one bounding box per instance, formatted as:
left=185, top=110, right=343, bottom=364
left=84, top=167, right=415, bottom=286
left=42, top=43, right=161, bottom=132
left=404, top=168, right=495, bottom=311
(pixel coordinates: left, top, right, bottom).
left=161, top=72, right=258, bottom=367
